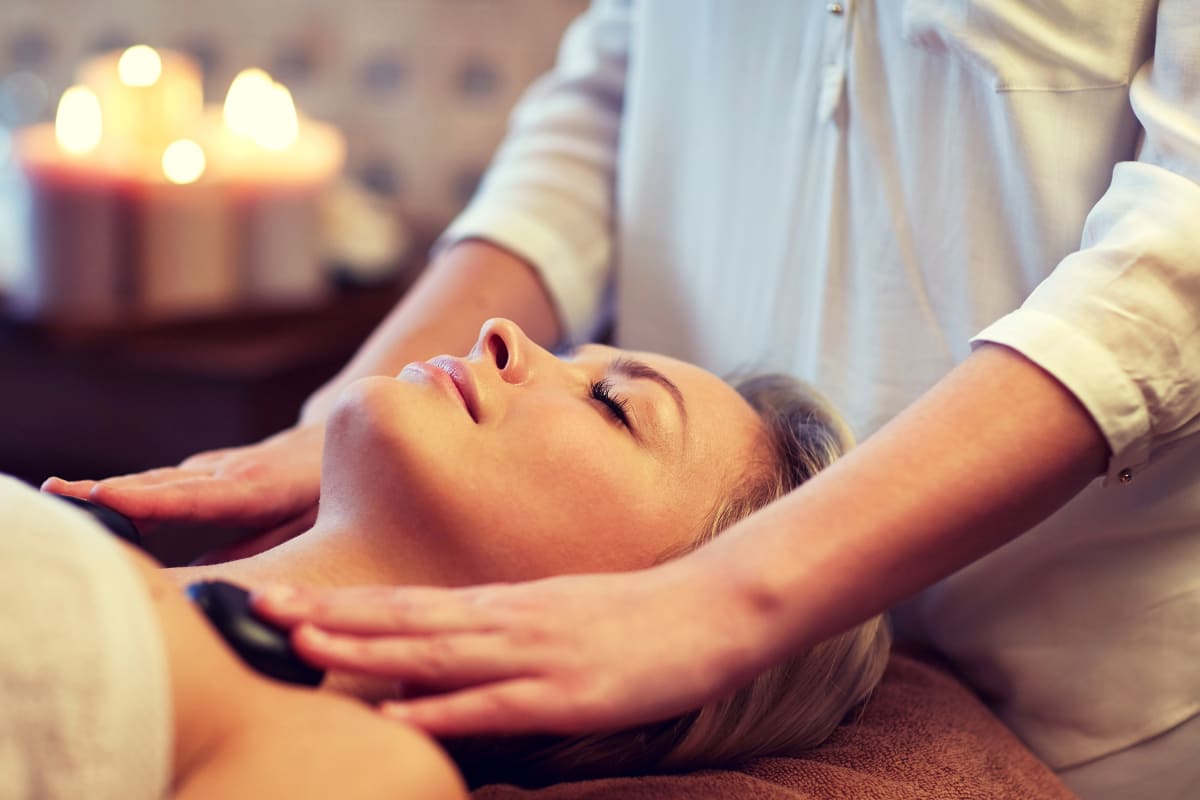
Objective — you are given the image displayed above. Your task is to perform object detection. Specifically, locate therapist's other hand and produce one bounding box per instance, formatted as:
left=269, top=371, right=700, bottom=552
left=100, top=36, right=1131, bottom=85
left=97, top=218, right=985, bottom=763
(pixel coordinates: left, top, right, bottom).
left=41, top=422, right=325, bottom=531
left=253, top=562, right=767, bottom=738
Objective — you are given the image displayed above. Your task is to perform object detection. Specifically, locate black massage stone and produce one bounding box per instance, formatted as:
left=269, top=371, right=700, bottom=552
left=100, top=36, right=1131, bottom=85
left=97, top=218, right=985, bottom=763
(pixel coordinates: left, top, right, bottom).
left=186, top=580, right=325, bottom=687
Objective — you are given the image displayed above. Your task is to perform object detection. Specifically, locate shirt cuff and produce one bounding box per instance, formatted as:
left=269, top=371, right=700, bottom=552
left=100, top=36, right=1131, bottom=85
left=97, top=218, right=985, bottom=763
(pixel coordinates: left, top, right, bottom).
left=971, top=309, right=1150, bottom=487
left=434, top=204, right=608, bottom=345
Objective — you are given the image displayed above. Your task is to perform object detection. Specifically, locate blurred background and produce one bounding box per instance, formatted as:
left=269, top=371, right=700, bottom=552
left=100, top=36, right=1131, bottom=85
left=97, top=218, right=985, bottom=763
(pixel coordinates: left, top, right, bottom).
left=0, top=0, right=586, bottom=486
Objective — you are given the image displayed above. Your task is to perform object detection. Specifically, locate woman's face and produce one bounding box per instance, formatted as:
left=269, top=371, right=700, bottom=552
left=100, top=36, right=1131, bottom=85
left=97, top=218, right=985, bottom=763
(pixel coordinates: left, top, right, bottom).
left=323, top=318, right=767, bottom=584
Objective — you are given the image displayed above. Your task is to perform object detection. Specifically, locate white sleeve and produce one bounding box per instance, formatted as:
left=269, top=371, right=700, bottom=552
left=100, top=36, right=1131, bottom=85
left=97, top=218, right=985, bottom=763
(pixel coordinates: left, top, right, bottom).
left=971, top=1, right=1200, bottom=486
left=436, top=0, right=630, bottom=343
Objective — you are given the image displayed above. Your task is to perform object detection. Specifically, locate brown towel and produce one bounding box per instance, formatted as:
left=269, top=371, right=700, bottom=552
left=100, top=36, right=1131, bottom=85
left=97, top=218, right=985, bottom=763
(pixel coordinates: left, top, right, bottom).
left=473, top=651, right=1077, bottom=799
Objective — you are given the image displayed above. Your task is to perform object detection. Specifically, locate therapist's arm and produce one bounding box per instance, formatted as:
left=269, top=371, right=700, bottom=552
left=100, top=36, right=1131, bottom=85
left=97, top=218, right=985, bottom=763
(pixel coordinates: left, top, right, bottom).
left=43, top=240, right=560, bottom=529
left=255, top=342, right=1108, bottom=737
left=710, top=342, right=1108, bottom=658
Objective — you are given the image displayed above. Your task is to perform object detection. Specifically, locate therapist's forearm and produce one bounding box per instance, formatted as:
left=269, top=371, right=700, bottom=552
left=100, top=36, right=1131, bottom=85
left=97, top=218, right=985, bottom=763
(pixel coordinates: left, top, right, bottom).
left=700, top=343, right=1109, bottom=672
left=301, top=239, right=562, bottom=422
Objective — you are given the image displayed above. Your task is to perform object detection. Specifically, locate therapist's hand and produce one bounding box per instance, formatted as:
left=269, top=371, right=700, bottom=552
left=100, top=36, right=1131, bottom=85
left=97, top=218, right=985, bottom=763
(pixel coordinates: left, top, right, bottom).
left=253, top=561, right=768, bottom=737
left=41, top=422, right=325, bottom=532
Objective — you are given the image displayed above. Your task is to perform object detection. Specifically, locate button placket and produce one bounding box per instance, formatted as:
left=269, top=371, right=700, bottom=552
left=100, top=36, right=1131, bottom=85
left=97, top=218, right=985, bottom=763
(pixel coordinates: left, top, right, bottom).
left=817, top=0, right=852, bottom=123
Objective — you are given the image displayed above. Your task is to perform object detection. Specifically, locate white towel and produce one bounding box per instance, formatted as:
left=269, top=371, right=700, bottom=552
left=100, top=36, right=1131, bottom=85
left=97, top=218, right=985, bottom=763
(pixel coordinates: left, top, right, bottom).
left=0, top=474, right=171, bottom=800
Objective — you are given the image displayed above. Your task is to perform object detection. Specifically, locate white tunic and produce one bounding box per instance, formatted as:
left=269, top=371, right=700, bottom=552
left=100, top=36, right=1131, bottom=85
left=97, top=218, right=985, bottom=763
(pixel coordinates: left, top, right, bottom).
left=440, top=1, right=1200, bottom=793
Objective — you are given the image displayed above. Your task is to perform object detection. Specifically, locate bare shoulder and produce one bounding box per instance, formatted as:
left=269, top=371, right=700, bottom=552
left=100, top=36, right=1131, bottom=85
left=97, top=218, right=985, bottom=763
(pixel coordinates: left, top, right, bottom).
left=277, top=689, right=468, bottom=799
left=180, top=685, right=468, bottom=799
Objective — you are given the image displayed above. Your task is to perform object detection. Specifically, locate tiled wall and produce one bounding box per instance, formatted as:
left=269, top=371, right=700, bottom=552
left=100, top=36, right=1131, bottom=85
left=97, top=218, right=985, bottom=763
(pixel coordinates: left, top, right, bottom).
left=0, top=0, right=586, bottom=229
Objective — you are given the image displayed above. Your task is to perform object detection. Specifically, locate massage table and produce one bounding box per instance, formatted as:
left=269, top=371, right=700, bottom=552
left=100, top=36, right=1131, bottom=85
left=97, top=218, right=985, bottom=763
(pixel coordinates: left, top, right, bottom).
left=473, top=649, right=1078, bottom=800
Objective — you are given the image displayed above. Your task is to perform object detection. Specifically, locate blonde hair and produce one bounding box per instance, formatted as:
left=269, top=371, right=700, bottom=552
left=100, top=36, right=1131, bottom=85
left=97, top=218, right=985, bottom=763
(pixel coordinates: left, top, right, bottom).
left=463, top=375, right=891, bottom=785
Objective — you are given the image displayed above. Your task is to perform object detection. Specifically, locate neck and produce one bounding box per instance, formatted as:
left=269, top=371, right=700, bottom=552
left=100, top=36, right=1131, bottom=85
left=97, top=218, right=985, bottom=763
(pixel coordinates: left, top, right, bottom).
left=168, top=511, right=456, bottom=592
left=168, top=509, right=462, bottom=702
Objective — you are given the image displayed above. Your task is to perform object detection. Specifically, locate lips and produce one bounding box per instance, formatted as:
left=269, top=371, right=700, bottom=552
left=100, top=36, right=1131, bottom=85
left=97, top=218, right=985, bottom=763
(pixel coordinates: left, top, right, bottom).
left=426, top=356, right=480, bottom=423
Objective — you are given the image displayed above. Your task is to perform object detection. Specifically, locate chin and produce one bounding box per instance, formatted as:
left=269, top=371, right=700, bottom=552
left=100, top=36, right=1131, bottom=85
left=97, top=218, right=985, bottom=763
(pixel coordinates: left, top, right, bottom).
left=324, top=381, right=435, bottom=501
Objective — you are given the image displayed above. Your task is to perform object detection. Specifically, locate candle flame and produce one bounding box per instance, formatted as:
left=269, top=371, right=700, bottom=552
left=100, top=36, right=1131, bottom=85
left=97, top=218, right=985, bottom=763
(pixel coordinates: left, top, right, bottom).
left=255, top=83, right=300, bottom=151
left=223, top=68, right=300, bottom=151
left=223, top=68, right=274, bottom=138
left=118, top=45, right=163, bottom=87
left=162, top=139, right=206, bottom=184
left=56, top=85, right=103, bottom=156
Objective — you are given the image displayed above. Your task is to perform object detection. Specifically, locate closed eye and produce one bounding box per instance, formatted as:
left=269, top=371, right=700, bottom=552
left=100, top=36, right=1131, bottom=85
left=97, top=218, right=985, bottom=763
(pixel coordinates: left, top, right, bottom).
left=590, top=378, right=631, bottom=428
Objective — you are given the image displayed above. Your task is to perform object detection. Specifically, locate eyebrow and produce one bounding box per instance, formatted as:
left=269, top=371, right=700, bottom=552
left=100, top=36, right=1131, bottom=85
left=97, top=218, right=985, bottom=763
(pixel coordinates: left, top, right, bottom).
left=609, top=356, right=689, bottom=429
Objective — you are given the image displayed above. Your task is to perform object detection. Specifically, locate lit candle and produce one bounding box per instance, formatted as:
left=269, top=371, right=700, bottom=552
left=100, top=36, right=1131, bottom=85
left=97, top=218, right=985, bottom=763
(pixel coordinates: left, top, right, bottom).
left=137, top=138, right=238, bottom=319
left=207, top=69, right=346, bottom=307
left=9, top=86, right=136, bottom=324
left=55, top=86, right=103, bottom=156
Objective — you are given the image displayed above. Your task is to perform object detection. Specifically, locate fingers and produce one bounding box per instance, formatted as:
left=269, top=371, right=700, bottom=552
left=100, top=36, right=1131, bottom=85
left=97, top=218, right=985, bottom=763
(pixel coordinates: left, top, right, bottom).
left=44, top=470, right=184, bottom=497
left=47, top=472, right=302, bottom=528
left=90, top=475, right=253, bottom=522
left=378, top=681, right=562, bottom=738
left=254, top=585, right=500, bottom=635
left=41, top=476, right=97, bottom=498
left=178, top=448, right=238, bottom=469
left=43, top=468, right=213, bottom=516
left=292, top=625, right=527, bottom=688
left=98, top=466, right=214, bottom=487
left=40, top=424, right=324, bottom=529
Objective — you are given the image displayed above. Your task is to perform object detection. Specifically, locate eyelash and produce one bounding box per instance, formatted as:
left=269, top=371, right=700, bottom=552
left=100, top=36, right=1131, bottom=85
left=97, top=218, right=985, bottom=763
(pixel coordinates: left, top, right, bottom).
left=590, top=379, right=631, bottom=427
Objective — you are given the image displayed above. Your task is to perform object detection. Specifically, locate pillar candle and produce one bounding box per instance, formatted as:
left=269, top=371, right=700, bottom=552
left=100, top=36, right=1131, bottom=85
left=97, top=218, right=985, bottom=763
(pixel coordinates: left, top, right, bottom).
left=9, top=124, right=136, bottom=325
left=137, top=174, right=238, bottom=319
left=204, top=94, right=346, bottom=308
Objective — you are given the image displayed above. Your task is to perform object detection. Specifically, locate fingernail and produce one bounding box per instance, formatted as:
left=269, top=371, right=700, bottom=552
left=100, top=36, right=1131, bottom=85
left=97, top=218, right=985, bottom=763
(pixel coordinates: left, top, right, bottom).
left=299, top=624, right=341, bottom=649
left=379, top=702, right=411, bottom=721
left=256, top=584, right=297, bottom=606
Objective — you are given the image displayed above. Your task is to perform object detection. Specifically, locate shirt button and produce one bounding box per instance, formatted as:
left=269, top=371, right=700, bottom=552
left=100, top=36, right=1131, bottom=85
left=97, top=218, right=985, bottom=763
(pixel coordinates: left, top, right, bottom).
left=827, top=2, right=845, bottom=14
left=1118, top=468, right=1133, bottom=484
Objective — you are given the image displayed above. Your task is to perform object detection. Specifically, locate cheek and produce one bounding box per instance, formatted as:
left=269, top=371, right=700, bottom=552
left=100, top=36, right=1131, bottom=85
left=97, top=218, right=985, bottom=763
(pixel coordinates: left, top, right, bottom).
left=457, top=432, right=699, bottom=579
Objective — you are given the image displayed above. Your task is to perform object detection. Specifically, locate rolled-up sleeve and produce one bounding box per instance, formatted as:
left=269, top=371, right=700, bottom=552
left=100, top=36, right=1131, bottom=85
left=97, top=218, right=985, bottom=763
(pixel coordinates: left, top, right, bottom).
left=972, top=1, right=1200, bottom=486
left=436, top=0, right=629, bottom=343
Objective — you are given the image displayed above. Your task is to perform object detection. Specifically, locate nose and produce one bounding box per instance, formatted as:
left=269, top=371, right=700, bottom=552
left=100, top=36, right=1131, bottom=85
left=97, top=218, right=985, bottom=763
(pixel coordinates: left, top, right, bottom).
left=473, top=318, right=534, bottom=384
